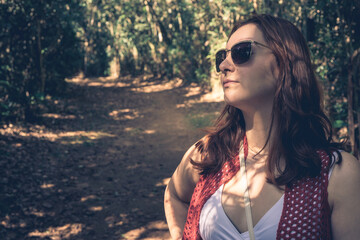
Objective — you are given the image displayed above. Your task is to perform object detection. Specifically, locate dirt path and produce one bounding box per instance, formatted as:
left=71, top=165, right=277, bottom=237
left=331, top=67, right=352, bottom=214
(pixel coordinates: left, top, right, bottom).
left=0, top=75, right=223, bottom=239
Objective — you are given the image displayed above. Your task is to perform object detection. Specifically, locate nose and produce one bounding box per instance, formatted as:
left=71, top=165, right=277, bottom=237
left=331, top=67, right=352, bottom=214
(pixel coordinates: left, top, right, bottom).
left=219, top=52, right=235, bottom=73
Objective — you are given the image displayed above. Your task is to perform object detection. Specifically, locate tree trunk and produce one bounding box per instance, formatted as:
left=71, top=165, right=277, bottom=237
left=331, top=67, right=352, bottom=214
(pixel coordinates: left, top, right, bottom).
left=115, top=49, right=121, bottom=77
left=144, top=0, right=171, bottom=45
left=353, top=49, right=360, bottom=158
left=36, top=16, right=46, bottom=94
left=252, top=0, right=259, bottom=12
left=348, top=60, right=355, bottom=154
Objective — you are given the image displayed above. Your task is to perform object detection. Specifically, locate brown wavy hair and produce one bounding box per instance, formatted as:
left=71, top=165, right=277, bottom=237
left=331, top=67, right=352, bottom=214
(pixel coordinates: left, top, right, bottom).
left=192, top=14, right=342, bottom=186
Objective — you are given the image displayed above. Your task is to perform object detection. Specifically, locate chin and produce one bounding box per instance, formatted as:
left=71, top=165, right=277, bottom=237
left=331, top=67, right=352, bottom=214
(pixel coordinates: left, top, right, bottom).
left=224, top=91, right=243, bottom=104
left=224, top=95, right=257, bottom=111
left=224, top=98, right=245, bottom=109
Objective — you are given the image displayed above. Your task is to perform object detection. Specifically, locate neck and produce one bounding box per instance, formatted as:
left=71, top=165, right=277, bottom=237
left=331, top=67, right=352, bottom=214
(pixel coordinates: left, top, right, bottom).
left=242, top=105, right=275, bottom=155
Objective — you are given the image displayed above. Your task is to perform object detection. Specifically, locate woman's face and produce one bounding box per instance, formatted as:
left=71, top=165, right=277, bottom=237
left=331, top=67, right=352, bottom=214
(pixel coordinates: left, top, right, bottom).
left=219, top=24, right=279, bottom=112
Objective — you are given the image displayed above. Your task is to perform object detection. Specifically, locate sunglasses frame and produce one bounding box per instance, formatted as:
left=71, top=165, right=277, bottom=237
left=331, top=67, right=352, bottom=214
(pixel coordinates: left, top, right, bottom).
left=216, top=40, right=271, bottom=72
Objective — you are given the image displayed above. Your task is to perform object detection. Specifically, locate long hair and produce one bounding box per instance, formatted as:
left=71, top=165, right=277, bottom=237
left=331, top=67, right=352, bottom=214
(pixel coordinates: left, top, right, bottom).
left=192, top=14, right=342, bottom=186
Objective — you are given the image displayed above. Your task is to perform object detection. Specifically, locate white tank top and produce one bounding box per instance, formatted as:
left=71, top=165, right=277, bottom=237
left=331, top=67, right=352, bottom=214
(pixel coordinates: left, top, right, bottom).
left=199, top=153, right=338, bottom=240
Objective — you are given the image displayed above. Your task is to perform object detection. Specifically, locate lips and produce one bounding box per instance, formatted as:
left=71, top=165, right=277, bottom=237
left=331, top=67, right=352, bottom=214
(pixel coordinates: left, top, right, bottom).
left=222, top=79, right=238, bottom=87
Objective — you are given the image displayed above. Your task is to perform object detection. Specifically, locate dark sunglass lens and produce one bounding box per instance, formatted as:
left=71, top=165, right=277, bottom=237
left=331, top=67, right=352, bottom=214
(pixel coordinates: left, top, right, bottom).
left=215, top=50, right=226, bottom=72
left=231, top=42, right=252, bottom=65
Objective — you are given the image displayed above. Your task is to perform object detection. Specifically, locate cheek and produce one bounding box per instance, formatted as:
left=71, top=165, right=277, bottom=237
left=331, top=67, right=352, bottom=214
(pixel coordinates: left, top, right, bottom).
left=259, top=58, right=278, bottom=91
left=251, top=63, right=277, bottom=91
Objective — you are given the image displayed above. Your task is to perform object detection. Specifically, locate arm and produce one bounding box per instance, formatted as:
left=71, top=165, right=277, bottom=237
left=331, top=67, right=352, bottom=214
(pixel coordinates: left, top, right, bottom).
left=164, top=144, right=201, bottom=240
left=328, top=151, right=360, bottom=239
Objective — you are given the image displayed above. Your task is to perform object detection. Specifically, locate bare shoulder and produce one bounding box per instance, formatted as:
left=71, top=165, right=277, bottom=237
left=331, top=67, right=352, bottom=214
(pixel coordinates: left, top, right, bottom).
left=329, top=151, right=360, bottom=199
left=328, top=151, right=360, bottom=239
left=177, top=139, right=204, bottom=175
left=182, top=141, right=203, bottom=165
left=330, top=151, right=360, bottom=184
left=167, top=139, right=205, bottom=202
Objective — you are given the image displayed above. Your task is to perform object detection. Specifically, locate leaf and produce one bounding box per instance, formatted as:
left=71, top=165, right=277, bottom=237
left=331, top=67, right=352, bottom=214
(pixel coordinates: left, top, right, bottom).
left=333, top=120, right=347, bottom=128
left=0, top=81, right=10, bottom=87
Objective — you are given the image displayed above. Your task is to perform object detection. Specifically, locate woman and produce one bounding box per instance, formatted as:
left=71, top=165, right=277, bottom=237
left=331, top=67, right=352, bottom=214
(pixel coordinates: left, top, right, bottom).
left=164, top=14, right=360, bottom=240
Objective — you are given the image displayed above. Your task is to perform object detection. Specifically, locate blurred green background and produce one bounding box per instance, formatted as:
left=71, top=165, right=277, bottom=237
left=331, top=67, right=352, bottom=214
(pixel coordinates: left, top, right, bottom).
left=1, top=0, right=359, bottom=155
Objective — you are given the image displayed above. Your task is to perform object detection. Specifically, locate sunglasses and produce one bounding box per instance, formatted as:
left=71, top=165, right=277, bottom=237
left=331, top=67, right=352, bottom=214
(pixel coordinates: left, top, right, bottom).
left=215, top=40, right=271, bottom=72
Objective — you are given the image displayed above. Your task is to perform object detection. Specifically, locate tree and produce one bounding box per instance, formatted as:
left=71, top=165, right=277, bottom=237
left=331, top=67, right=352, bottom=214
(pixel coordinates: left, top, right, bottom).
left=0, top=0, right=84, bottom=121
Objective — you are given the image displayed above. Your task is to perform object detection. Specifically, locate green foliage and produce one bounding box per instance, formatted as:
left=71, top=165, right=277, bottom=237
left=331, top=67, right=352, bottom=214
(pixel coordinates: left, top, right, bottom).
left=0, top=0, right=84, bottom=121
left=1, top=0, right=360, bottom=151
left=333, top=120, right=347, bottom=129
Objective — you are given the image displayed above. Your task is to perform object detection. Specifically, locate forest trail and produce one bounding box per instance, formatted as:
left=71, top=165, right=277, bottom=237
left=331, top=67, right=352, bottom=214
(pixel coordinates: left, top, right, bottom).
left=0, top=75, right=223, bottom=239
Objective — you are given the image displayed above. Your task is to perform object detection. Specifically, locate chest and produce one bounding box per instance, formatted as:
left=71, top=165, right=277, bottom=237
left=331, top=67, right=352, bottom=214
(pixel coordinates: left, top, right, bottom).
left=222, top=168, right=284, bottom=234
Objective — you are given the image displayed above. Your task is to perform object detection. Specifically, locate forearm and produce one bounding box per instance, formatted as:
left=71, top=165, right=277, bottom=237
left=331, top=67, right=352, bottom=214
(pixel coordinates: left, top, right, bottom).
left=164, top=185, right=189, bottom=240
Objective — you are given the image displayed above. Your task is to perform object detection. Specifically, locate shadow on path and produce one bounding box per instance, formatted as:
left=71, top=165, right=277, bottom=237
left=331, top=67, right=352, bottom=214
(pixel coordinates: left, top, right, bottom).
left=0, top=75, right=224, bottom=239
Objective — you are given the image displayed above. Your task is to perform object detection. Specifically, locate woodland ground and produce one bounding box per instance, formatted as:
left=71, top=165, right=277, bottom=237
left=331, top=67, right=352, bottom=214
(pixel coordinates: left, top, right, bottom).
left=0, top=75, right=224, bottom=240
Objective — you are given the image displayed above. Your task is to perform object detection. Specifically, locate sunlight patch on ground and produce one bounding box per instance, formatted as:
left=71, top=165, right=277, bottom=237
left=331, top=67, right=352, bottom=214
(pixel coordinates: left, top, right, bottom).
left=199, top=89, right=224, bottom=103
left=124, top=127, right=135, bottom=132
left=109, top=108, right=141, bottom=120
left=155, top=178, right=170, bottom=187
left=185, top=81, right=224, bottom=103
left=89, top=206, right=103, bottom=212
left=176, top=84, right=224, bottom=109
left=0, top=126, right=115, bottom=144
left=81, top=195, right=97, bottom=202
left=124, top=127, right=156, bottom=135
left=184, top=84, right=202, bottom=98
left=58, top=131, right=115, bottom=144
left=144, top=129, right=156, bottom=134
left=87, top=81, right=131, bottom=88
left=1, top=215, right=27, bottom=228
left=28, top=208, right=47, bottom=217
left=28, top=223, right=84, bottom=240
left=40, top=183, right=55, bottom=189
left=105, top=213, right=129, bottom=228
left=131, top=78, right=182, bottom=93
left=117, top=213, right=129, bottom=226
left=122, top=220, right=171, bottom=240
left=41, top=113, right=77, bottom=119
left=22, top=207, right=54, bottom=218
left=126, top=162, right=146, bottom=170
left=66, top=75, right=131, bottom=88
left=124, top=127, right=144, bottom=136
